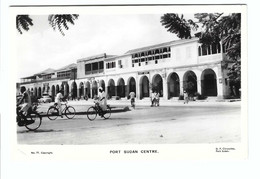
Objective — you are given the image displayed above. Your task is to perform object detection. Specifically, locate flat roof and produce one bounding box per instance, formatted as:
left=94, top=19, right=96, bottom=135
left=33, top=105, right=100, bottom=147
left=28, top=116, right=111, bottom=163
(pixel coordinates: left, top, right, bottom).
left=77, top=53, right=114, bottom=63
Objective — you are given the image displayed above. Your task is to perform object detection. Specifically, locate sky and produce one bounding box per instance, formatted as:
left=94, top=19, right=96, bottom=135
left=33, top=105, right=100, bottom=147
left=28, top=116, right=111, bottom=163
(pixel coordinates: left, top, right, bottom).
left=16, top=14, right=196, bottom=81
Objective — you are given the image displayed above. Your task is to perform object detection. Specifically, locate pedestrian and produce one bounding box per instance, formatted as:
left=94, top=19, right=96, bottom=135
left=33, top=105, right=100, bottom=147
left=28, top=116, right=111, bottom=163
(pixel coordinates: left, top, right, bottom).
left=155, top=91, right=160, bottom=106
left=129, top=91, right=136, bottom=108
left=151, top=91, right=156, bottom=107
left=184, top=90, right=189, bottom=104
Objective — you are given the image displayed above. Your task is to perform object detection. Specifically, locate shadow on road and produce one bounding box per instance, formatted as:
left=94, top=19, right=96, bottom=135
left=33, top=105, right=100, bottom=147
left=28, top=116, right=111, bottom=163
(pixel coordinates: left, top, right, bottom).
left=104, top=117, right=132, bottom=120
left=17, top=129, right=63, bottom=133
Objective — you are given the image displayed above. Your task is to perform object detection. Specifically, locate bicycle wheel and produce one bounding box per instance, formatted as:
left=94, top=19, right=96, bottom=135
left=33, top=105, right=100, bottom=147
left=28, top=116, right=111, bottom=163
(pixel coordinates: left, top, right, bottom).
left=65, top=106, right=76, bottom=119
left=103, top=105, right=111, bottom=119
left=87, top=106, right=97, bottom=121
left=47, top=106, right=59, bottom=120
left=25, top=112, right=42, bottom=131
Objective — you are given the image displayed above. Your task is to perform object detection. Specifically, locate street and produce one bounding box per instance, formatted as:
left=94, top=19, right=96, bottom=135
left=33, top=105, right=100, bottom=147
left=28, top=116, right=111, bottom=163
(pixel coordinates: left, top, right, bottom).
left=17, top=101, right=241, bottom=144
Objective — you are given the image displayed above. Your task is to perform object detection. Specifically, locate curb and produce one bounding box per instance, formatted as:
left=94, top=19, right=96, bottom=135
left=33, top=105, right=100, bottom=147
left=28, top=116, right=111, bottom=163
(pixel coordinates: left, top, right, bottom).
left=39, top=106, right=130, bottom=117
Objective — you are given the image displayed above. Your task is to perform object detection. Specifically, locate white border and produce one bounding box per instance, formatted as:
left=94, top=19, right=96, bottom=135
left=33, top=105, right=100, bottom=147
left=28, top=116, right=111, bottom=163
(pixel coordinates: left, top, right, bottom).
left=1, top=1, right=257, bottom=179
left=9, top=4, right=247, bottom=161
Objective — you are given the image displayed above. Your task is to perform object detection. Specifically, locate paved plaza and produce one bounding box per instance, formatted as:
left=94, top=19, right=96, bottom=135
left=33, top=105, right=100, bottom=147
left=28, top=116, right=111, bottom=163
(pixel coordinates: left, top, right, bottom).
left=17, top=100, right=241, bottom=144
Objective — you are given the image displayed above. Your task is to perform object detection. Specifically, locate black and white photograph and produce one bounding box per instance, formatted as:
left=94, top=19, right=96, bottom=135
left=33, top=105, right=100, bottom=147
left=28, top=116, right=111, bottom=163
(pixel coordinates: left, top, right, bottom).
left=3, top=1, right=260, bottom=179
left=7, top=4, right=247, bottom=160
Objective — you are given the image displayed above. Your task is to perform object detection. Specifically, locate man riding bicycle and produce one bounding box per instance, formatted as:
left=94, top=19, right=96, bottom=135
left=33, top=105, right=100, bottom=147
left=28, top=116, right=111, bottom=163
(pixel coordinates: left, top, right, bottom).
left=96, top=87, right=107, bottom=117
left=55, top=90, right=64, bottom=117
left=16, top=86, right=34, bottom=125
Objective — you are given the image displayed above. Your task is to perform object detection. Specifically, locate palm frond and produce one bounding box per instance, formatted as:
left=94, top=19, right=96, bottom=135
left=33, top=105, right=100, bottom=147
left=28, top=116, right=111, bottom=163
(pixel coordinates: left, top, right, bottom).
left=16, top=15, right=33, bottom=34
left=48, top=14, right=79, bottom=36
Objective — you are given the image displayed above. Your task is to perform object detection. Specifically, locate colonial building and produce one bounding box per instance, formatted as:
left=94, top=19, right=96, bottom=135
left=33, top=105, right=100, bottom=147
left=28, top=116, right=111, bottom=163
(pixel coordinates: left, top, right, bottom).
left=17, top=37, right=232, bottom=101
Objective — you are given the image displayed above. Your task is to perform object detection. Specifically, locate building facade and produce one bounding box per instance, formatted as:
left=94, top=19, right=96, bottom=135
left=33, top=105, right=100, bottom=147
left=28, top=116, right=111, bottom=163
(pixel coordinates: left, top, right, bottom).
left=17, top=37, right=232, bottom=101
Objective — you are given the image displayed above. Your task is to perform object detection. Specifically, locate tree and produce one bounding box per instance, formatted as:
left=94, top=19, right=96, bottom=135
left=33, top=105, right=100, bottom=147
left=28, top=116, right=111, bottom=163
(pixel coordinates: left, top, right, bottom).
left=16, top=14, right=79, bottom=36
left=48, top=14, right=79, bottom=36
left=160, top=13, right=198, bottom=39
left=161, top=13, right=241, bottom=97
left=16, top=15, right=34, bottom=34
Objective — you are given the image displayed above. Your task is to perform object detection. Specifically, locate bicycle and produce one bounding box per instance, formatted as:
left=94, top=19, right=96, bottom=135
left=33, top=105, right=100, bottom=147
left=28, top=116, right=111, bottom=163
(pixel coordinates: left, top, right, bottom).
left=87, top=101, right=111, bottom=121
left=17, top=103, right=42, bottom=131
left=47, top=100, right=76, bottom=120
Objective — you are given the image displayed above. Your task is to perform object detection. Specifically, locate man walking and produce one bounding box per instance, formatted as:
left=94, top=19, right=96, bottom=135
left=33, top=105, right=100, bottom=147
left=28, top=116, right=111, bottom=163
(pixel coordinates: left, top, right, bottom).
left=129, top=91, right=136, bottom=108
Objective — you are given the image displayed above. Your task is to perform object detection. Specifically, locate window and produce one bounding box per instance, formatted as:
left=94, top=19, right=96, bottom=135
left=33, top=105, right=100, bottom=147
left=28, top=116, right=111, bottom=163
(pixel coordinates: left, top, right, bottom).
left=57, top=71, right=71, bottom=78
left=212, top=44, right=217, bottom=54
left=106, top=61, right=116, bottom=69
left=131, top=46, right=171, bottom=66
left=207, top=46, right=211, bottom=55
left=92, top=62, right=98, bottom=70
left=85, top=63, right=91, bottom=72
left=202, top=45, right=207, bottom=56
left=118, top=60, right=122, bottom=68
left=198, top=46, right=201, bottom=56
left=99, top=61, right=104, bottom=69
left=42, top=74, right=52, bottom=79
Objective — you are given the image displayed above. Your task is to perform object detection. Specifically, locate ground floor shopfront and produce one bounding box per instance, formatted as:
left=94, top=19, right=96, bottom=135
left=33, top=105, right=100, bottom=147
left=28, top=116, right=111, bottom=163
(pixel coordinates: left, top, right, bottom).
left=19, top=62, right=230, bottom=101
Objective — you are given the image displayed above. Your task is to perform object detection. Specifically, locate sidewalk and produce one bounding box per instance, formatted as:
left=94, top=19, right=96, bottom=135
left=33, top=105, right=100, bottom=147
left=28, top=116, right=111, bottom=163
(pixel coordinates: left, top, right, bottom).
left=66, top=98, right=241, bottom=107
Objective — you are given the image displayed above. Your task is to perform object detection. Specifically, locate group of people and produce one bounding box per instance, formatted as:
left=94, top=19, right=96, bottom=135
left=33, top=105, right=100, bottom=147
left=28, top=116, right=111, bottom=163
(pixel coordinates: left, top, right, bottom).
left=17, top=86, right=190, bottom=124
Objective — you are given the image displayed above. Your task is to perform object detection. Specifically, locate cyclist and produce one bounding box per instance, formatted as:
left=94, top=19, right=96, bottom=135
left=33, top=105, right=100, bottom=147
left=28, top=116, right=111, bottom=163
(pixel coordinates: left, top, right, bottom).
left=55, top=90, right=64, bottom=117
left=16, top=86, right=34, bottom=125
left=97, top=87, right=107, bottom=117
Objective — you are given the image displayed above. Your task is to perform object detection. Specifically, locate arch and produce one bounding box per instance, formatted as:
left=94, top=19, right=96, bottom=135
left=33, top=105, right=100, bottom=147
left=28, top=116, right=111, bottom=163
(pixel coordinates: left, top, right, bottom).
left=198, top=46, right=202, bottom=56
left=117, top=78, right=125, bottom=98
left=34, top=87, right=37, bottom=97
left=202, top=45, right=207, bottom=56
left=212, top=43, right=217, bottom=54
left=51, top=85, right=55, bottom=102
left=99, top=80, right=105, bottom=92
left=71, top=81, right=77, bottom=100
left=167, top=72, right=180, bottom=99
left=92, top=80, right=98, bottom=98
left=56, top=84, right=59, bottom=94
left=85, top=81, right=91, bottom=98
left=108, top=79, right=116, bottom=98
left=139, top=75, right=150, bottom=99
left=127, top=77, right=136, bottom=96
left=38, top=87, right=42, bottom=97
left=79, top=82, right=84, bottom=97
left=60, top=84, right=64, bottom=92
left=42, top=86, right=45, bottom=94
left=152, top=74, right=163, bottom=97
left=201, top=69, right=217, bottom=96
left=64, top=83, right=69, bottom=97
left=183, top=71, right=197, bottom=96
left=217, top=43, right=221, bottom=53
